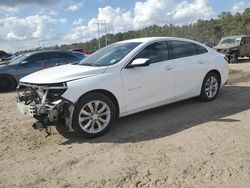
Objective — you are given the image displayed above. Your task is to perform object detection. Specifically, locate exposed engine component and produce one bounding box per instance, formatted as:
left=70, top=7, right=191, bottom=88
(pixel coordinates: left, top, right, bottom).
left=16, top=82, right=74, bottom=135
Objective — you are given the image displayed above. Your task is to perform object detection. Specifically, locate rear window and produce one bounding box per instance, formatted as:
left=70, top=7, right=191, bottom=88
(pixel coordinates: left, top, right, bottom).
left=195, top=44, right=208, bottom=54
left=171, top=41, right=197, bottom=59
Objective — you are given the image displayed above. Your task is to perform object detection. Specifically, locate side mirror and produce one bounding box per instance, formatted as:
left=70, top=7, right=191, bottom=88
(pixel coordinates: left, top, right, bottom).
left=20, top=61, right=29, bottom=65
left=126, top=58, right=150, bottom=68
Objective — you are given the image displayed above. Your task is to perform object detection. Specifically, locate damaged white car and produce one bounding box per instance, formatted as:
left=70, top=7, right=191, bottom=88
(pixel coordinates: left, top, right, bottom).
left=17, top=37, right=228, bottom=138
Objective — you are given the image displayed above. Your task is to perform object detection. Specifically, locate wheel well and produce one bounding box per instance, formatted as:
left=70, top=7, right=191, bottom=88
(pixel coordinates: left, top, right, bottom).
left=206, top=70, right=221, bottom=86
left=229, top=50, right=239, bottom=56
left=78, top=89, right=120, bottom=117
left=0, top=74, right=17, bottom=87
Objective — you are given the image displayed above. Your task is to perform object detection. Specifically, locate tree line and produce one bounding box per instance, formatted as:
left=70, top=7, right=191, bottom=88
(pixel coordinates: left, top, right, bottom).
left=19, top=8, right=250, bottom=54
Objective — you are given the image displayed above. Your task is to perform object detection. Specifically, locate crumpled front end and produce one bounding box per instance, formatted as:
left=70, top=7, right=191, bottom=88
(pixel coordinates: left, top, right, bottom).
left=16, top=82, right=74, bottom=132
left=213, top=45, right=240, bottom=54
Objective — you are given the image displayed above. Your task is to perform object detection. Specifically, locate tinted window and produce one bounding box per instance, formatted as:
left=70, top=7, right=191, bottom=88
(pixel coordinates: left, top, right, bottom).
left=25, top=53, right=44, bottom=65
left=134, top=41, right=169, bottom=63
left=172, top=41, right=197, bottom=59
left=46, top=52, right=77, bottom=65
left=72, top=52, right=86, bottom=61
left=196, top=44, right=208, bottom=54
left=0, top=51, right=8, bottom=57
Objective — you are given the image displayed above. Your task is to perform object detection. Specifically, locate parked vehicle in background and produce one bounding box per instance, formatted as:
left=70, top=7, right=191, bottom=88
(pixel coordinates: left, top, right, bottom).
left=213, top=35, right=250, bottom=63
left=71, top=51, right=87, bottom=61
left=16, top=37, right=228, bottom=138
left=203, top=41, right=216, bottom=48
left=70, top=48, right=95, bottom=55
left=0, top=50, right=84, bottom=91
left=0, top=50, right=16, bottom=61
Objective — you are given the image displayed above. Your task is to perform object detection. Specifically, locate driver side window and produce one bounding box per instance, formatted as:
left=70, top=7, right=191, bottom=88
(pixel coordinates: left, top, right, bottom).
left=134, top=41, right=170, bottom=63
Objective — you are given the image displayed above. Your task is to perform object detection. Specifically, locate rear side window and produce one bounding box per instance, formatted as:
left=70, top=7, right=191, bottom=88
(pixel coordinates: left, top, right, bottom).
left=134, top=41, right=169, bottom=63
left=25, top=53, right=44, bottom=64
left=195, top=44, right=208, bottom=54
left=47, top=52, right=77, bottom=63
left=171, top=41, right=197, bottom=59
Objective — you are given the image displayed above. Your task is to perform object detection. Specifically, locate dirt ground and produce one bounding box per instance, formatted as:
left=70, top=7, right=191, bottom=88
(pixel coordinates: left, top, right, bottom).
left=1, top=60, right=250, bottom=188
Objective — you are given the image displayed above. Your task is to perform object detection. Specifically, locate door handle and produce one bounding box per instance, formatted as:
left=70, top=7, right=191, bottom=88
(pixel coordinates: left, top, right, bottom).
left=198, top=60, right=205, bottom=64
left=165, top=65, right=173, bottom=70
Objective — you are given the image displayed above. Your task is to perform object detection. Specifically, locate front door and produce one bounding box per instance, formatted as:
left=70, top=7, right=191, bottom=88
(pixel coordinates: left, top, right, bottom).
left=17, top=53, right=45, bottom=78
left=121, top=41, right=175, bottom=113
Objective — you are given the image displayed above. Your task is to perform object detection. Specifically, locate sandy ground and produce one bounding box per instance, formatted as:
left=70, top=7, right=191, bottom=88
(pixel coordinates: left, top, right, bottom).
left=1, top=60, right=250, bottom=188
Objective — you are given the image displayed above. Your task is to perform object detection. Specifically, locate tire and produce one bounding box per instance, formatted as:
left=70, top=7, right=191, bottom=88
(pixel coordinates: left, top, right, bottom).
left=72, top=93, right=117, bottom=138
left=0, top=75, right=16, bottom=92
left=230, top=53, right=239, bottom=64
left=199, top=72, right=220, bottom=102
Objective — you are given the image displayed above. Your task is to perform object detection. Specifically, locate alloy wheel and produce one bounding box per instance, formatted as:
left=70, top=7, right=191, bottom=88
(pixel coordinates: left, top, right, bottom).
left=205, top=76, right=218, bottom=99
left=78, top=100, right=111, bottom=134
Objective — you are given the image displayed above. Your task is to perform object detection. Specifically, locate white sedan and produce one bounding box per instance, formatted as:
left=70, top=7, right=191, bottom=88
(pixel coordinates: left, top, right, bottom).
left=17, top=37, right=228, bottom=138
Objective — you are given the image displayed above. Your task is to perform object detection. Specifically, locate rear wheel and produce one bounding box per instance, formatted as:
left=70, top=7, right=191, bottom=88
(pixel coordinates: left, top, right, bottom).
left=199, top=72, right=220, bottom=102
left=72, top=93, right=116, bottom=138
left=0, top=75, right=16, bottom=92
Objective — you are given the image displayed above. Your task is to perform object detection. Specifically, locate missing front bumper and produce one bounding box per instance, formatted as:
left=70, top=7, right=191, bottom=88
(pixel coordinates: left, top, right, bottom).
left=16, top=98, right=75, bottom=132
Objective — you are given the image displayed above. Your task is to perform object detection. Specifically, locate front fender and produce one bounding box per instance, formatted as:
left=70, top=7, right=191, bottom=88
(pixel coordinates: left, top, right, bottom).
left=62, top=72, right=126, bottom=115
left=227, top=48, right=239, bottom=55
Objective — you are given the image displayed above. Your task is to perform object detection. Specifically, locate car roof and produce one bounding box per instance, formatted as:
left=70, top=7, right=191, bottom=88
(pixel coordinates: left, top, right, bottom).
left=222, top=35, right=250, bottom=38
left=117, top=37, right=200, bottom=44
left=25, top=50, right=74, bottom=56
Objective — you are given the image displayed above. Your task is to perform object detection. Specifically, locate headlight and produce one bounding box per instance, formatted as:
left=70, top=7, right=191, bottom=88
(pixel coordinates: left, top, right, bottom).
left=47, top=88, right=67, bottom=102
left=19, top=82, right=68, bottom=103
left=45, top=83, right=67, bottom=102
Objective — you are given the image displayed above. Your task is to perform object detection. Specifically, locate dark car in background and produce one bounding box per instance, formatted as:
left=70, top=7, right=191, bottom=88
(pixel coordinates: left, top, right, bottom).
left=0, top=50, right=16, bottom=62
left=69, top=48, right=95, bottom=55
left=203, top=41, right=216, bottom=48
left=0, top=50, right=85, bottom=91
left=71, top=51, right=87, bottom=60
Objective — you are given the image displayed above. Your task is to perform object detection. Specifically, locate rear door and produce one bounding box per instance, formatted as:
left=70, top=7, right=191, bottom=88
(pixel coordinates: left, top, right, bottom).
left=170, top=40, right=208, bottom=100
left=243, top=37, right=250, bottom=56
left=240, top=37, right=247, bottom=56
left=45, top=52, right=78, bottom=68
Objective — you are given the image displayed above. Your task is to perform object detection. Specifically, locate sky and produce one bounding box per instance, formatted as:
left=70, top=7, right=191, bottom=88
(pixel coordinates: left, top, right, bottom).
left=0, top=0, right=249, bottom=52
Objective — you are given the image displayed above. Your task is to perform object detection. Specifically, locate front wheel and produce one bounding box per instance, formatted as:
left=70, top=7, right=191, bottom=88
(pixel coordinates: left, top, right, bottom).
left=72, top=93, right=117, bottom=138
left=230, top=53, right=239, bottom=64
left=199, top=72, right=220, bottom=102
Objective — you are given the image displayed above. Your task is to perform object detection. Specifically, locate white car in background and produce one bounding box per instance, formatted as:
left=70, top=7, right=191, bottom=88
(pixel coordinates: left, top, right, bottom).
left=17, top=37, right=228, bottom=138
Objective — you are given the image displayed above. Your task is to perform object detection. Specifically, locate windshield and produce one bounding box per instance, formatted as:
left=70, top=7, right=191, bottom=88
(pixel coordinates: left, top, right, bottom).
left=8, top=54, right=29, bottom=65
left=219, top=37, right=241, bottom=46
left=79, top=42, right=141, bottom=67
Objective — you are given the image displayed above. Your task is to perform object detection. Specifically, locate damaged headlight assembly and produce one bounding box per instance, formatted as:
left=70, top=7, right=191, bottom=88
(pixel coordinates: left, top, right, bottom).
left=16, top=82, right=74, bottom=135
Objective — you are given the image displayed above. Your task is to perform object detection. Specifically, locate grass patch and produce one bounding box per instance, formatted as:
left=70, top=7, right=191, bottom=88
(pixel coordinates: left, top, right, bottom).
left=228, top=69, right=250, bottom=85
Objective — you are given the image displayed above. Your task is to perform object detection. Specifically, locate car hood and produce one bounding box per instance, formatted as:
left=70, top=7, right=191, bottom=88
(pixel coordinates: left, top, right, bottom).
left=213, top=44, right=239, bottom=50
left=20, top=64, right=107, bottom=84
